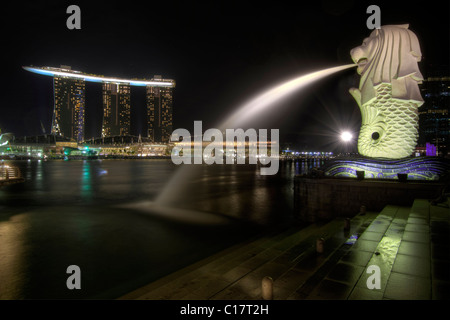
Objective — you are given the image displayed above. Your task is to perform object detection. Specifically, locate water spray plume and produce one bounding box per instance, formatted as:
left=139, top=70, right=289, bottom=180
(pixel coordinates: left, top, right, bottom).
left=157, top=64, right=357, bottom=204
left=221, top=64, right=357, bottom=129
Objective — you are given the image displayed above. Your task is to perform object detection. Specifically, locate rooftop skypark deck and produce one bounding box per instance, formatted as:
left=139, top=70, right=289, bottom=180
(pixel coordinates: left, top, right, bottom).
left=23, top=66, right=176, bottom=87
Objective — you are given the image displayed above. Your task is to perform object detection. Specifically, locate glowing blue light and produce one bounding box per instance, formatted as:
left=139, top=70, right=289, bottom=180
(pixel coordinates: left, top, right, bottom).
left=345, top=235, right=358, bottom=245
left=322, top=157, right=450, bottom=181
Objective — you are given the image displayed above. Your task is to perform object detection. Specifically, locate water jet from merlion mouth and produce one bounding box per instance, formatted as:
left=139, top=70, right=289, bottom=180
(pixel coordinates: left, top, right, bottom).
left=156, top=64, right=357, bottom=205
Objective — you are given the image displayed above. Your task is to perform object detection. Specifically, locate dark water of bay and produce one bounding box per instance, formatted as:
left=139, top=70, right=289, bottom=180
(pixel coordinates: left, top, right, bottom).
left=0, top=158, right=322, bottom=299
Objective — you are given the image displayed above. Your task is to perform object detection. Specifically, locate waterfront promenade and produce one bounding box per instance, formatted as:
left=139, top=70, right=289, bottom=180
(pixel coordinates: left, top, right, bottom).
left=120, top=199, right=450, bottom=300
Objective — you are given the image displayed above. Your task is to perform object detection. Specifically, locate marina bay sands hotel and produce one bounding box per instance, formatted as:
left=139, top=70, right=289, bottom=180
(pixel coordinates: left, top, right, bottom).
left=23, top=65, right=175, bottom=143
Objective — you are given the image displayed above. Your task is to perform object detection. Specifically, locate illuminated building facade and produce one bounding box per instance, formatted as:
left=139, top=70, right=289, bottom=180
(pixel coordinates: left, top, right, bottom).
left=418, top=76, right=450, bottom=156
left=52, top=66, right=86, bottom=142
left=24, top=66, right=175, bottom=143
left=146, top=75, right=174, bottom=143
left=102, top=83, right=131, bottom=137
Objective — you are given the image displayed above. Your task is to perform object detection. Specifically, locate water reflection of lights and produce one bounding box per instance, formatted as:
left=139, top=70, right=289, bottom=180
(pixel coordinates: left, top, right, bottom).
left=345, top=234, right=359, bottom=245
left=0, top=215, right=30, bottom=299
left=81, top=161, right=92, bottom=201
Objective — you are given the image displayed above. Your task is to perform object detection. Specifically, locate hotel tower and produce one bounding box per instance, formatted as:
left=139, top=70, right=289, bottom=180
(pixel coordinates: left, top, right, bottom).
left=24, top=65, right=175, bottom=143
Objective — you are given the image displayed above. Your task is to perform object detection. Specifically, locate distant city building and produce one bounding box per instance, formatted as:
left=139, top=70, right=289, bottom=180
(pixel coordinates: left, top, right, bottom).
left=52, top=66, right=86, bottom=142
left=146, top=75, right=174, bottom=143
left=2, top=134, right=172, bottom=159
left=102, top=83, right=131, bottom=137
left=23, top=66, right=175, bottom=143
left=418, top=76, right=450, bottom=156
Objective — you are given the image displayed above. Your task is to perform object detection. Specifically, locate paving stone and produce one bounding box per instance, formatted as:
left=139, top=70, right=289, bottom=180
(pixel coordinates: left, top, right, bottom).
left=286, top=291, right=305, bottom=300
left=251, top=261, right=289, bottom=281
left=221, top=266, right=252, bottom=283
left=325, top=262, right=365, bottom=285
left=356, top=254, right=392, bottom=290
left=359, top=231, right=384, bottom=241
left=192, top=279, right=231, bottom=298
left=409, top=212, right=428, bottom=219
left=404, top=224, right=429, bottom=233
left=210, top=287, right=254, bottom=300
left=340, top=250, right=373, bottom=267
left=348, top=286, right=383, bottom=300
left=407, top=217, right=429, bottom=225
left=391, top=254, right=430, bottom=278
left=397, top=241, right=430, bottom=259
left=402, top=231, right=430, bottom=244
left=384, top=228, right=405, bottom=239
left=351, top=239, right=379, bottom=253
left=306, top=279, right=353, bottom=300
left=366, top=224, right=389, bottom=233
left=392, top=219, right=407, bottom=226
left=384, top=272, right=431, bottom=300
left=273, top=269, right=310, bottom=293
left=293, top=254, right=327, bottom=272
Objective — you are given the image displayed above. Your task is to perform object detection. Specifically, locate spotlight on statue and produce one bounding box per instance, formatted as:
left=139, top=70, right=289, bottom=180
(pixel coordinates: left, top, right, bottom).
left=340, top=131, right=353, bottom=143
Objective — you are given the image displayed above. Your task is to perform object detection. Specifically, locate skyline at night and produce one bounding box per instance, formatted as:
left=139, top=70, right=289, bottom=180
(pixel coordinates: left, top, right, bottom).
left=23, top=65, right=175, bottom=142
left=2, top=0, right=449, bottom=151
left=1, top=0, right=450, bottom=305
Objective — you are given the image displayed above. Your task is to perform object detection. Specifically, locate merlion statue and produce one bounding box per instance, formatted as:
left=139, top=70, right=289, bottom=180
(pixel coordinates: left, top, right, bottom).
left=349, top=24, right=424, bottom=158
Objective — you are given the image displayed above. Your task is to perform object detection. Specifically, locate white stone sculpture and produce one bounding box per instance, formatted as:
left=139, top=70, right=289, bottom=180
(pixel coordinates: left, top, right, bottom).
left=349, top=24, right=424, bottom=158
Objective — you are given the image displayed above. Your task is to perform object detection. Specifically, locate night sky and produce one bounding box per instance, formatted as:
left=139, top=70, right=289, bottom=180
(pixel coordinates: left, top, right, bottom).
left=1, top=0, right=449, bottom=151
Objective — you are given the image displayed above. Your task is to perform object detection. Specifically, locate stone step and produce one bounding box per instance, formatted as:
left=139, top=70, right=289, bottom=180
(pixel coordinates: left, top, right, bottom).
left=293, top=204, right=409, bottom=300
left=299, top=199, right=450, bottom=300
left=119, top=199, right=450, bottom=300
left=118, top=224, right=308, bottom=299
left=119, top=211, right=377, bottom=300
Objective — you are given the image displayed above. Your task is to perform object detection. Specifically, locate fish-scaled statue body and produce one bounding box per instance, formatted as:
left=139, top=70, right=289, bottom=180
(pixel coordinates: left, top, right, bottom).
left=349, top=24, right=424, bottom=159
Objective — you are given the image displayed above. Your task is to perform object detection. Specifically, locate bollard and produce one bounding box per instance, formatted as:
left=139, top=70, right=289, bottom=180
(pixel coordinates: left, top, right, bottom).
left=360, top=205, right=366, bottom=215
left=316, top=238, right=325, bottom=254
left=344, top=218, right=351, bottom=231
left=261, top=276, right=273, bottom=300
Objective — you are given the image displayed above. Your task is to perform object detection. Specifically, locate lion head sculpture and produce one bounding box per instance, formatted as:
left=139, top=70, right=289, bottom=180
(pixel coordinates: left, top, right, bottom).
left=349, top=25, right=425, bottom=159
left=350, top=24, right=424, bottom=106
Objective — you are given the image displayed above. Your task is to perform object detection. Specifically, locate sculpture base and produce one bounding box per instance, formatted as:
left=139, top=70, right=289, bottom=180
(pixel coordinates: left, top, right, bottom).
left=294, top=175, right=446, bottom=222
left=320, top=156, right=450, bottom=181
